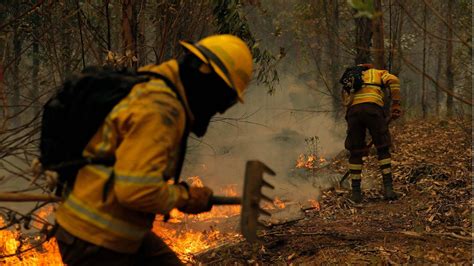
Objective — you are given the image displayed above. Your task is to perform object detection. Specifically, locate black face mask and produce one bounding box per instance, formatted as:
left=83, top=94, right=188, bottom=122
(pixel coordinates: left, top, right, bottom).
left=179, top=54, right=238, bottom=137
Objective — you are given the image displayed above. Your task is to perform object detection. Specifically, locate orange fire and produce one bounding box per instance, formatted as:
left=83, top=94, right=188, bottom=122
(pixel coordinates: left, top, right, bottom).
left=153, top=177, right=243, bottom=262
left=0, top=177, right=244, bottom=264
left=296, top=153, right=326, bottom=169
left=308, top=199, right=321, bottom=211
left=188, top=176, right=204, bottom=187
left=273, top=197, right=286, bottom=209
left=0, top=211, right=64, bottom=266
left=295, top=154, right=306, bottom=168
left=1, top=175, right=316, bottom=264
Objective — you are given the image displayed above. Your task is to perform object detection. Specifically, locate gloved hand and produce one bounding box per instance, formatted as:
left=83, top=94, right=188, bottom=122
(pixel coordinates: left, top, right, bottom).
left=391, top=102, right=402, bottom=120
left=178, top=186, right=213, bottom=214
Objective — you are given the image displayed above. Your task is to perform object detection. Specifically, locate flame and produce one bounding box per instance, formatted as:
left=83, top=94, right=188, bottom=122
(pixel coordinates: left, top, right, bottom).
left=188, top=176, right=204, bottom=187
left=0, top=176, right=302, bottom=264
left=273, top=197, right=286, bottom=209
left=0, top=212, right=64, bottom=266
left=153, top=219, right=238, bottom=263
left=308, top=199, right=321, bottom=211
left=295, top=154, right=306, bottom=168
left=295, top=153, right=326, bottom=169
left=152, top=177, right=243, bottom=262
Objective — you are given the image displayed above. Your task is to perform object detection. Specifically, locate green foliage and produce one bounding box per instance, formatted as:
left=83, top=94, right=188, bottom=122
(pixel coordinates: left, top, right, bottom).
left=347, top=0, right=378, bottom=19
left=212, top=0, right=280, bottom=94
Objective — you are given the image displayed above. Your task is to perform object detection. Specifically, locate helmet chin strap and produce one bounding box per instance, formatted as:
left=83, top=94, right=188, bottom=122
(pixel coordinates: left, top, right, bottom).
left=193, top=44, right=237, bottom=95
left=179, top=53, right=236, bottom=137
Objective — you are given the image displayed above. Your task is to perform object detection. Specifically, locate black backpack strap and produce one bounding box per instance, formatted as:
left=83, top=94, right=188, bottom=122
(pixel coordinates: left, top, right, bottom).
left=136, top=71, right=185, bottom=105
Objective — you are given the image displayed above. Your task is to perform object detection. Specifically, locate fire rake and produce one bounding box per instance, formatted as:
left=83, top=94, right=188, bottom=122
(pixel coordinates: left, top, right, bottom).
left=207, top=160, right=276, bottom=243
left=0, top=160, right=276, bottom=243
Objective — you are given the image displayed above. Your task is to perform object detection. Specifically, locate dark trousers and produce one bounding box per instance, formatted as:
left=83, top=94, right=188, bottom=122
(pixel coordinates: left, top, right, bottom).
left=55, top=226, right=182, bottom=266
left=345, top=103, right=391, bottom=154
left=345, top=103, right=392, bottom=179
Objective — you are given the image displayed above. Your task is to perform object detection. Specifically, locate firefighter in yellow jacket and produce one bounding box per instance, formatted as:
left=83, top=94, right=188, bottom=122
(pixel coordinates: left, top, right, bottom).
left=54, top=34, right=253, bottom=265
left=342, top=63, right=402, bottom=203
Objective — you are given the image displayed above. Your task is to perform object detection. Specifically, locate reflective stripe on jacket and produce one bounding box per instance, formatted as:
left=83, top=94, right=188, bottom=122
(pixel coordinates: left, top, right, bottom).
left=351, top=68, right=401, bottom=107
left=56, top=60, right=193, bottom=253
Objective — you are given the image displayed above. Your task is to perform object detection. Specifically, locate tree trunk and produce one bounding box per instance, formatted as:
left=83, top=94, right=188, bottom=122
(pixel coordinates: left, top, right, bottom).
left=60, top=1, right=74, bottom=80
left=31, top=22, right=40, bottom=116
left=421, top=1, right=427, bottom=118
left=10, top=4, right=23, bottom=128
left=434, top=41, right=443, bottom=116
left=105, top=0, right=111, bottom=51
left=445, top=0, right=454, bottom=117
left=0, top=65, right=5, bottom=131
left=137, top=0, right=147, bottom=66
left=323, top=0, right=341, bottom=118
left=76, top=0, right=85, bottom=70
left=391, top=0, right=404, bottom=76
left=122, top=0, right=137, bottom=68
left=354, top=16, right=372, bottom=65
left=372, top=0, right=385, bottom=69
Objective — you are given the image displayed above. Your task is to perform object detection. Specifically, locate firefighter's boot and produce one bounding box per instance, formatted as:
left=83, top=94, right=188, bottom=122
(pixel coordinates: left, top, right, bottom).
left=350, top=179, right=362, bottom=203
left=382, top=174, right=399, bottom=200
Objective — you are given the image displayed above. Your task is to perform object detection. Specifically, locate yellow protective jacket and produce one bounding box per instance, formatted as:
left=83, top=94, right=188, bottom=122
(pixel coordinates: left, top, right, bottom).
left=350, top=68, right=401, bottom=107
left=56, top=60, right=194, bottom=253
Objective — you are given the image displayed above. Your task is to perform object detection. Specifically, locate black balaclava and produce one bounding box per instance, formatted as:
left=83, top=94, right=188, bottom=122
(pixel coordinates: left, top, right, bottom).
left=179, top=53, right=238, bottom=137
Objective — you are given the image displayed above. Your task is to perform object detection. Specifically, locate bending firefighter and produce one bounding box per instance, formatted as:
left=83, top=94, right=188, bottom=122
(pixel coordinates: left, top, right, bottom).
left=54, top=35, right=253, bottom=265
left=341, top=63, right=402, bottom=203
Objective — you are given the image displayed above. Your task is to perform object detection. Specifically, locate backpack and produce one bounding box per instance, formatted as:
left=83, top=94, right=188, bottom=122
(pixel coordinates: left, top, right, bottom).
left=339, top=65, right=371, bottom=94
left=39, top=67, right=185, bottom=196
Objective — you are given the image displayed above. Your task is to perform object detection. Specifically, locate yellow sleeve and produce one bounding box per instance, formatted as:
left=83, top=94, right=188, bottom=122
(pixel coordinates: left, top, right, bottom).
left=381, top=71, right=401, bottom=103
left=111, top=93, right=188, bottom=214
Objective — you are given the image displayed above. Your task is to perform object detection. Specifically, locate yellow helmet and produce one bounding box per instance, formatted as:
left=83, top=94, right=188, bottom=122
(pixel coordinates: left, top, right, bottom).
left=179, top=34, right=253, bottom=102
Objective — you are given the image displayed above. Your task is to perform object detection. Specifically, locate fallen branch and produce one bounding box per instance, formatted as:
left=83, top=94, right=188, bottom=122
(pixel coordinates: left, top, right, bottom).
left=396, top=230, right=473, bottom=243
left=427, top=232, right=473, bottom=242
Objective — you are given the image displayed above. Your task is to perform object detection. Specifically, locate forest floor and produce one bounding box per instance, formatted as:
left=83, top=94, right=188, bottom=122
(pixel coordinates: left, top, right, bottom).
left=196, top=119, right=472, bottom=264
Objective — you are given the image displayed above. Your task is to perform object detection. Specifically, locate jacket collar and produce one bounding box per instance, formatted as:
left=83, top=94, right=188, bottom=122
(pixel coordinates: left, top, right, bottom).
left=138, top=60, right=195, bottom=126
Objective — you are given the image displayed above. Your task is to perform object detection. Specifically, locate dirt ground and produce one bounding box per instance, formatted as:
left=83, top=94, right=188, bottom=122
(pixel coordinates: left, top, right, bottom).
left=196, top=119, right=472, bottom=264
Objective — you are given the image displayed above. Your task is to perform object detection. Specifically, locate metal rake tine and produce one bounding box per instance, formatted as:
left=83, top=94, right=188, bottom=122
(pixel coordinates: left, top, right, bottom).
left=257, top=220, right=270, bottom=229
left=260, top=162, right=276, bottom=176
left=262, top=178, right=275, bottom=190
left=258, top=207, right=271, bottom=217
left=260, top=193, right=273, bottom=203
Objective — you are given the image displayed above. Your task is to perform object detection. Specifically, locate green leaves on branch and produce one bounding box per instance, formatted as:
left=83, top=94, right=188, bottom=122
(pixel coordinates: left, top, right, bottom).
left=347, top=0, right=380, bottom=19
left=212, top=0, right=280, bottom=94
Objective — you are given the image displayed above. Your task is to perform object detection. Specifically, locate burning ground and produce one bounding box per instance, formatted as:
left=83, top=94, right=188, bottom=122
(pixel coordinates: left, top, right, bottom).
left=1, top=119, right=471, bottom=264
left=195, top=119, right=472, bottom=264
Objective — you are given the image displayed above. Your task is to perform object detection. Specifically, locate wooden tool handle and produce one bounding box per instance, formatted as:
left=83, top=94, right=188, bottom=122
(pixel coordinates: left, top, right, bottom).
left=0, top=192, right=61, bottom=202
left=210, top=196, right=241, bottom=205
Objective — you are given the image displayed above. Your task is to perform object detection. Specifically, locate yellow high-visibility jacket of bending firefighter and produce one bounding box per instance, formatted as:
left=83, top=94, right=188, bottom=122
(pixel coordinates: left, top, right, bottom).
left=55, top=60, right=193, bottom=253
left=351, top=68, right=401, bottom=107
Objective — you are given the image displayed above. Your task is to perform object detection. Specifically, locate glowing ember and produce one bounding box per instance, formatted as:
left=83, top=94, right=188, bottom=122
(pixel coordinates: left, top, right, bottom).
left=188, top=176, right=204, bottom=187
left=273, top=197, right=286, bottom=209
left=308, top=199, right=321, bottom=211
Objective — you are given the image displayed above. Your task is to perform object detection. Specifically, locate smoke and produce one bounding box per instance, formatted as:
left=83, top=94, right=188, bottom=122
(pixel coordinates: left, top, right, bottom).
left=183, top=74, right=346, bottom=202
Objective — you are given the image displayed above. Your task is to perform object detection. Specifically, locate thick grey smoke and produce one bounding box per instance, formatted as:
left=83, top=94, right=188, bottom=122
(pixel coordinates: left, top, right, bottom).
left=183, top=75, right=346, bottom=202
